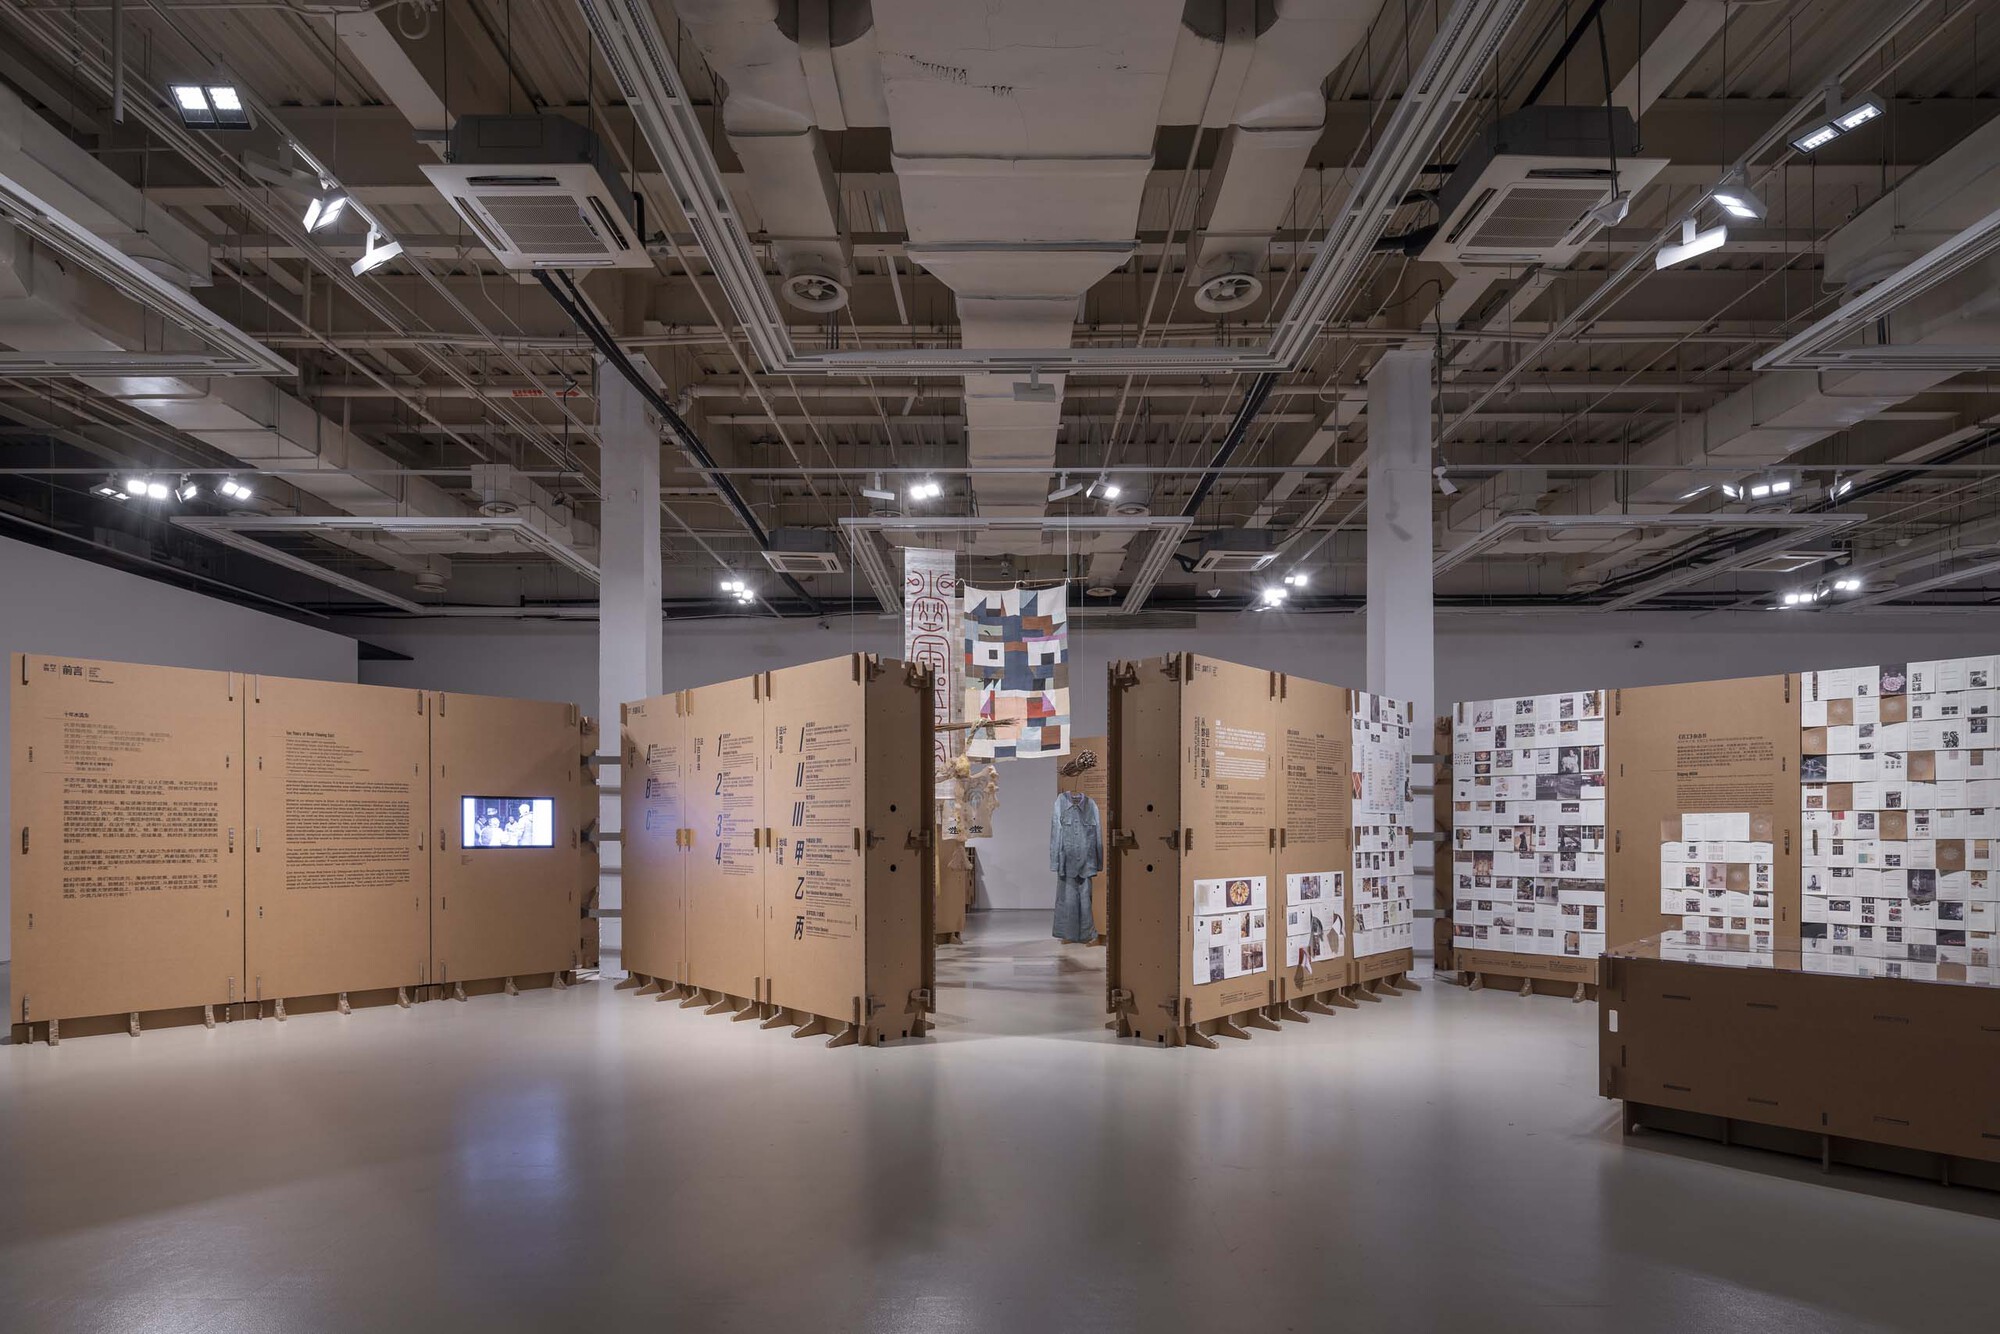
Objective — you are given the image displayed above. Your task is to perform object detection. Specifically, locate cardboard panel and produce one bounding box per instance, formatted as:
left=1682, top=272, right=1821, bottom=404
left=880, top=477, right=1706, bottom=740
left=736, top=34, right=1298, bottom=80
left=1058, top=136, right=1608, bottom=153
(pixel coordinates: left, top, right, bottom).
left=861, top=659, right=932, bottom=1038
left=1274, top=674, right=1353, bottom=997
left=1604, top=953, right=2000, bottom=1163
left=1182, top=656, right=1279, bottom=1024
left=1109, top=657, right=1186, bottom=1042
left=1351, top=689, right=1417, bottom=980
left=685, top=673, right=764, bottom=1000
left=935, top=839, right=970, bottom=937
left=429, top=692, right=584, bottom=983
left=246, top=676, right=427, bottom=1000
left=621, top=692, right=689, bottom=985
left=764, top=658, right=867, bottom=1021
left=10, top=654, right=244, bottom=1023
left=1058, top=732, right=1111, bottom=938
left=1606, top=675, right=1800, bottom=951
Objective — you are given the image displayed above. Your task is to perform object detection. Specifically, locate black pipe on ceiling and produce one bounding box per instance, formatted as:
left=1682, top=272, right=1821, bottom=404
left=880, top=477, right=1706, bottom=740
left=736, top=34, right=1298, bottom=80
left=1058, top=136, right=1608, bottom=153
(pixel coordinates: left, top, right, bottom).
left=1181, top=371, right=1280, bottom=519
left=534, top=269, right=822, bottom=614
left=1522, top=0, right=1613, bottom=108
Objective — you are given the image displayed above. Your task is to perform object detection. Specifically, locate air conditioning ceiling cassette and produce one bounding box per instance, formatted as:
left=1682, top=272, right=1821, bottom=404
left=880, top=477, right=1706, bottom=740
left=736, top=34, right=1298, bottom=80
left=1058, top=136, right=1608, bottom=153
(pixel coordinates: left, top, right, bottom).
left=421, top=115, right=650, bottom=271
left=1421, top=106, right=1667, bottom=269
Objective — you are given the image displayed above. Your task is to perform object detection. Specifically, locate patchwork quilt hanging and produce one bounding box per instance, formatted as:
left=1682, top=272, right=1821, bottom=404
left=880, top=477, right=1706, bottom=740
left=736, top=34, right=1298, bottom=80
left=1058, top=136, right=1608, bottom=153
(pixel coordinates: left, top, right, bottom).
left=962, top=584, right=1069, bottom=760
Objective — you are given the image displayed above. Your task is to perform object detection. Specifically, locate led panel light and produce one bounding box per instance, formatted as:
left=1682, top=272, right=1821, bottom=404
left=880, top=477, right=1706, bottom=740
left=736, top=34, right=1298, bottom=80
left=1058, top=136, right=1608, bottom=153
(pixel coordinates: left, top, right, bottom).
left=302, top=195, right=348, bottom=232
left=1833, top=94, right=1885, bottom=132
left=1791, top=122, right=1840, bottom=154
left=169, top=83, right=251, bottom=129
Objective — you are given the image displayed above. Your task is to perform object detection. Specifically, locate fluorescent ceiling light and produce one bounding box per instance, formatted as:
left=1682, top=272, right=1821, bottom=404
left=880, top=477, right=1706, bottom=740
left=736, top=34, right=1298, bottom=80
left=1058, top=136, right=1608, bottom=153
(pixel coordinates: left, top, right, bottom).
left=1657, top=217, right=1727, bottom=270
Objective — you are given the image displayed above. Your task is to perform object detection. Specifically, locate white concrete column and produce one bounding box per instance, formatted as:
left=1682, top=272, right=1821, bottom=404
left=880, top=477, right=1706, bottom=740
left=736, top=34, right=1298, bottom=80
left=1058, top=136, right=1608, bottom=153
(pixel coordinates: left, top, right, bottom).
left=1366, top=347, right=1438, bottom=924
left=595, top=357, right=664, bottom=975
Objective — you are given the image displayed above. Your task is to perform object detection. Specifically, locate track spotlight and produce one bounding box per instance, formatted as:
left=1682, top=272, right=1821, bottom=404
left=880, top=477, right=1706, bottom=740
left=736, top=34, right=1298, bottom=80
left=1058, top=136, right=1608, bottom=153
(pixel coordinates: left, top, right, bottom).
left=1657, top=217, right=1727, bottom=270
left=302, top=194, right=349, bottom=232
left=860, top=473, right=897, bottom=503
left=1048, top=472, right=1084, bottom=502
left=218, top=476, right=254, bottom=500
left=1791, top=89, right=1885, bottom=155
left=1259, top=585, right=1289, bottom=608
left=1711, top=174, right=1767, bottom=222
left=1433, top=465, right=1459, bottom=496
left=144, top=480, right=170, bottom=501
left=174, top=475, right=199, bottom=502
left=91, top=478, right=131, bottom=501
left=907, top=479, right=942, bottom=502
left=1282, top=572, right=1309, bottom=588
left=352, top=225, right=403, bottom=276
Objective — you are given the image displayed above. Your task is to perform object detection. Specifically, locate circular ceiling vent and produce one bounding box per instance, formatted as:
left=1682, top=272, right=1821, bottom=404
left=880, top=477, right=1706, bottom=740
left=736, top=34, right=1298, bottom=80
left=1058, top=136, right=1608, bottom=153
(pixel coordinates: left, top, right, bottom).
left=1086, top=584, right=1119, bottom=598
left=781, top=272, right=849, bottom=313
left=478, top=499, right=519, bottom=516
left=1195, top=271, right=1262, bottom=314
left=414, top=570, right=448, bottom=593
left=1110, top=497, right=1151, bottom=516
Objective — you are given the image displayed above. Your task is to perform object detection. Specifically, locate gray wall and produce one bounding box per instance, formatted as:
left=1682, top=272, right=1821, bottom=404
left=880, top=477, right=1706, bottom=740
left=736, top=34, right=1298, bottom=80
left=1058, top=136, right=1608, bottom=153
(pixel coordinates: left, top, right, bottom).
left=341, top=607, right=2000, bottom=918
left=2, top=536, right=357, bottom=959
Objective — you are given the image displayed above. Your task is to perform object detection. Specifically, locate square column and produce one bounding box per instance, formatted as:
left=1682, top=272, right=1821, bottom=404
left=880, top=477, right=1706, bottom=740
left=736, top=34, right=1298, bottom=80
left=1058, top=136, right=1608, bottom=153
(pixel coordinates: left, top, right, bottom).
left=595, top=357, right=664, bottom=974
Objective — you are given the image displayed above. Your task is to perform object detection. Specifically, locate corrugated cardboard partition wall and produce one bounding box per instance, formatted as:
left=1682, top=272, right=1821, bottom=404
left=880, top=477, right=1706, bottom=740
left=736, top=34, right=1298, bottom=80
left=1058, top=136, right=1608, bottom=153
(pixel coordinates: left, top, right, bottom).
left=1606, top=674, right=1801, bottom=952
left=11, top=656, right=246, bottom=1032
left=10, top=653, right=590, bottom=1041
left=248, top=676, right=429, bottom=1005
left=430, top=691, right=593, bottom=991
left=1109, top=655, right=1406, bottom=1048
left=618, top=654, right=935, bottom=1046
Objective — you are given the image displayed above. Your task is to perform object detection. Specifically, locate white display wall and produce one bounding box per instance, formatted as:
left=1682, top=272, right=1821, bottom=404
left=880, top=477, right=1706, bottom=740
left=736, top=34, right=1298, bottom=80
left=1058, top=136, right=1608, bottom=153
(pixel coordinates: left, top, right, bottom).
left=1801, top=655, right=2000, bottom=981
left=1449, top=689, right=1609, bottom=960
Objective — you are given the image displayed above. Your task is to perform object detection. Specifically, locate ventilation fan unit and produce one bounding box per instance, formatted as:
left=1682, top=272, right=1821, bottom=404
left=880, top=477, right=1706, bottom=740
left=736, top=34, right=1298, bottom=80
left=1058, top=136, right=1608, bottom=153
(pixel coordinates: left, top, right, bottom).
left=420, top=116, right=650, bottom=271
left=1191, top=529, right=1278, bottom=573
left=761, top=528, right=845, bottom=575
left=1421, top=107, right=1667, bottom=269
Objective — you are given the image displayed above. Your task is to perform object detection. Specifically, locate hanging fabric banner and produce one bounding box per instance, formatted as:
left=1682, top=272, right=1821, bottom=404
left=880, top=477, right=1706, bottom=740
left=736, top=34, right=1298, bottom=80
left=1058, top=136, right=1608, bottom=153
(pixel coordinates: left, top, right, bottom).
left=963, top=583, right=1070, bottom=760
left=902, top=547, right=959, bottom=773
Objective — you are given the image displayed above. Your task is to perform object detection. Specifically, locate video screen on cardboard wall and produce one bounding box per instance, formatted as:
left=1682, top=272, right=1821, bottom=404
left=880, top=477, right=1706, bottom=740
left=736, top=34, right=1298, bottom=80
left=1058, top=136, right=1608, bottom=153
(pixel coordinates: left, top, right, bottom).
left=461, top=797, right=556, bottom=849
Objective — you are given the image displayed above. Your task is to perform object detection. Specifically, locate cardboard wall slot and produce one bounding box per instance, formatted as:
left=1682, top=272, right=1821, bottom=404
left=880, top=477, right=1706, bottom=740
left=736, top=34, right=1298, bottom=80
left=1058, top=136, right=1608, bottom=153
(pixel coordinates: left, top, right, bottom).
left=1109, top=655, right=1408, bottom=1045
left=11, top=654, right=587, bottom=1034
left=618, top=655, right=934, bottom=1039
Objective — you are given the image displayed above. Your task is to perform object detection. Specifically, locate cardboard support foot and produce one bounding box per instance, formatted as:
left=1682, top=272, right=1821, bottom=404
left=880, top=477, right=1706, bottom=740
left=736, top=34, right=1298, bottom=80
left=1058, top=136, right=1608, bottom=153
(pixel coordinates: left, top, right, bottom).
left=678, top=989, right=708, bottom=1008
left=1298, top=995, right=1338, bottom=1016
left=505, top=977, right=518, bottom=997
left=453, top=982, right=467, bottom=1003
left=275, top=998, right=288, bottom=1022
left=760, top=1009, right=794, bottom=1030
left=1352, top=985, right=1382, bottom=1004
left=791, top=1015, right=831, bottom=1039
left=615, top=975, right=644, bottom=991
left=730, top=1000, right=764, bottom=1022
left=47, top=1018, right=58, bottom=1046
left=338, top=991, right=351, bottom=1015
left=633, top=978, right=660, bottom=996
left=1468, top=974, right=1485, bottom=992
left=1242, top=1010, right=1281, bottom=1032
left=128, top=1011, right=140, bottom=1037
left=703, top=997, right=736, bottom=1016
left=1183, top=1025, right=1219, bottom=1049
left=1212, top=1018, right=1251, bottom=1041
left=203, top=1005, right=215, bottom=1030
left=825, top=1022, right=860, bottom=1049
left=397, top=987, right=411, bottom=1009
left=1573, top=983, right=1587, bottom=1003
left=552, top=970, right=568, bottom=990
left=1520, top=977, right=1534, bottom=997
left=1398, top=976, right=1423, bottom=992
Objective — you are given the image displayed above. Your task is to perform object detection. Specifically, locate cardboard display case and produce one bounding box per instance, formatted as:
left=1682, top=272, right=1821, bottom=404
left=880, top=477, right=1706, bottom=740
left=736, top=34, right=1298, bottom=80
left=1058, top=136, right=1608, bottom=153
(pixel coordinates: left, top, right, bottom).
left=618, top=654, right=935, bottom=1047
left=1601, top=938, right=2000, bottom=1184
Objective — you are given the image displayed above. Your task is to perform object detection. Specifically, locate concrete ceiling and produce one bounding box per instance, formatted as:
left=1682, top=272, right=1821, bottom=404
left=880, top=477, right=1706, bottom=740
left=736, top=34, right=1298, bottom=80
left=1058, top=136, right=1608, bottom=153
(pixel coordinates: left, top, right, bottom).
left=1, top=0, right=2000, bottom=622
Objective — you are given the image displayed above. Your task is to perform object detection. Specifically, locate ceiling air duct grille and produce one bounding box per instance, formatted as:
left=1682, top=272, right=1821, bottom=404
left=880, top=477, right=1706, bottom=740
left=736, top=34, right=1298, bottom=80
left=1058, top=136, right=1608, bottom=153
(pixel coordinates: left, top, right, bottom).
left=1464, top=185, right=1613, bottom=252
left=420, top=116, right=651, bottom=271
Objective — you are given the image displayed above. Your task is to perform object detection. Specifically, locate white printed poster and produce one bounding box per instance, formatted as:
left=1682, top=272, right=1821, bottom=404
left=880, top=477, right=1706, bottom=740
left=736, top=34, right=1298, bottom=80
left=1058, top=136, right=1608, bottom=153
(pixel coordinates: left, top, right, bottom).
left=1351, top=692, right=1415, bottom=958
left=1284, top=871, right=1347, bottom=969
left=1190, top=875, right=1269, bottom=984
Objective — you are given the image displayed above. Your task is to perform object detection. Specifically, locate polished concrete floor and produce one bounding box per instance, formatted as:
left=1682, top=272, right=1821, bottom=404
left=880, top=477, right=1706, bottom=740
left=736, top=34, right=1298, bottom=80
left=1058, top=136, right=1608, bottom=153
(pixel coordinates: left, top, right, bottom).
left=3, top=911, right=1996, bottom=1333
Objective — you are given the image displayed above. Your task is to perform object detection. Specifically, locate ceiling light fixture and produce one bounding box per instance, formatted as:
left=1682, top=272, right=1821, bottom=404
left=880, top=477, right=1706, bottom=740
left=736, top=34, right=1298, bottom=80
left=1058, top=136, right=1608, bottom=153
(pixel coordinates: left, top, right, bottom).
left=169, top=83, right=252, bottom=130
left=1678, top=485, right=1711, bottom=501
left=1657, top=217, right=1728, bottom=270
left=860, top=472, right=897, bottom=503
left=351, top=225, right=403, bottom=277
left=1048, top=472, right=1084, bottom=502
left=174, top=475, right=199, bottom=502
left=1711, top=174, right=1767, bottom=222
left=907, top=478, right=943, bottom=502
left=1834, top=577, right=1863, bottom=592
left=144, top=480, right=171, bottom=501
left=1433, top=464, right=1459, bottom=496
left=1791, top=88, right=1885, bottom=155
left=1282, top=572, right=1309, bottom=588
left=302, top=194, right=348, bottom=232
left=1259, top=585, right=1289, bottom=608
left=219, top=476, right=254, bottom=501
left=91, top=479, right=131, bottom=501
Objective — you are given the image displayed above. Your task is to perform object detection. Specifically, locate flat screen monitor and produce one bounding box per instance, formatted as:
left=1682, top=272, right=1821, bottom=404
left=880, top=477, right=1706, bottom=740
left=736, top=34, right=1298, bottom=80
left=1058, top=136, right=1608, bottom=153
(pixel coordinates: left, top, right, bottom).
left=461, top=796, right=555, bottom=849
